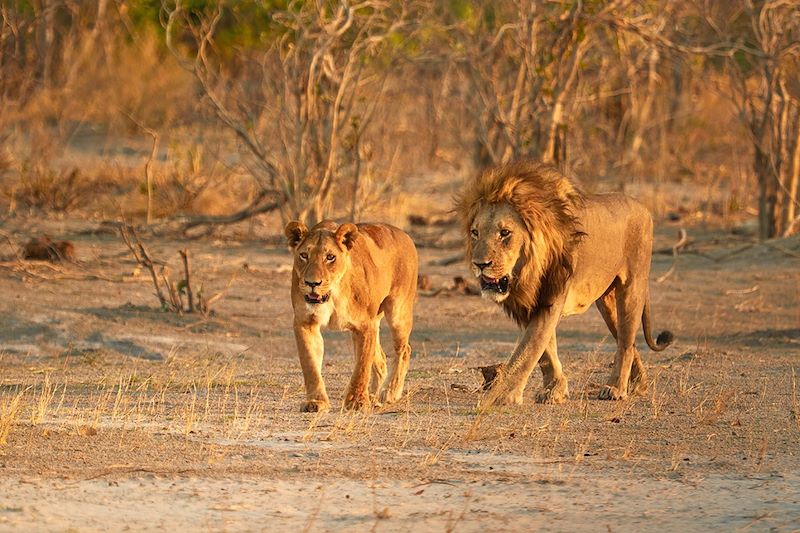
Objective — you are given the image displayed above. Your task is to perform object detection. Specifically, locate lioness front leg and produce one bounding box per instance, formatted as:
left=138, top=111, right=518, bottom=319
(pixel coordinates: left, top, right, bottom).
left=294, top=322, right=330, bottom=412
left=481, top=302, right=563, bottom=408
left=344, top=326, right=377, bottom=410
left=535, top=333, right=569, bottom=404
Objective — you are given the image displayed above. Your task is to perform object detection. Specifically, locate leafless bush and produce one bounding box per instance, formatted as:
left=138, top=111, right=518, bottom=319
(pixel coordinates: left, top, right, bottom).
left=3, top=165, right=112, bottom=213
left=120, top=225, right=229, bottom=315
left=164, top=0, right=412, bottom=226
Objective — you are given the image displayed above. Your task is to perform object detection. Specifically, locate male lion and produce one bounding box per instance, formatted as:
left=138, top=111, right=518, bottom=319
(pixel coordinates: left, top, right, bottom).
left=285, top=220, right=418, bottom=412
left=456, top=161, right=673, bottom=406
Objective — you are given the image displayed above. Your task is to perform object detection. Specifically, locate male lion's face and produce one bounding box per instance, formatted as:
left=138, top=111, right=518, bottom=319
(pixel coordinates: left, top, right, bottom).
left=285, top=221, right=359, bottom=308
left=469, top=202, right=526, bottom=303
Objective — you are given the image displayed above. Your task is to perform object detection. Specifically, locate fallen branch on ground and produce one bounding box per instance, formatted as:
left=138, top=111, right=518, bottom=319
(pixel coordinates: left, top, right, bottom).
left=656, top=228, right=688, bottom=283
left=181, top=190, right=284, bottom=238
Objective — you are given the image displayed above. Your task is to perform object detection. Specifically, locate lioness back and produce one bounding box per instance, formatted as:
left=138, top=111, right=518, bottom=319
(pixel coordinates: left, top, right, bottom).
left=355, top=223, right=418, bottom=300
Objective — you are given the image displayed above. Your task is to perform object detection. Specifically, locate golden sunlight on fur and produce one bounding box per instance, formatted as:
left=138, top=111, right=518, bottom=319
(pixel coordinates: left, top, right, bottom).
left=285, top=220, right=418, bottom=412
left=456, top=161, right=674, bottom=407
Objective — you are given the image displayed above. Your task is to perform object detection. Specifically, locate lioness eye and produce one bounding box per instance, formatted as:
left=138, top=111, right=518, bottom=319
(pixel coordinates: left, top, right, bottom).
left=500, top=229, right=511, bottom=238
left=299, top=252, right=308, bottom=261
left=470, top=229, right=479, bottom=238
left=326, top=254, right=336, bottom=262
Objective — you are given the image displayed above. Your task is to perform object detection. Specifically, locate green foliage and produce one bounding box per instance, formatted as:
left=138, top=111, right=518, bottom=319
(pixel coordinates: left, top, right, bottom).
left=128, top=0, right=288, bottom=52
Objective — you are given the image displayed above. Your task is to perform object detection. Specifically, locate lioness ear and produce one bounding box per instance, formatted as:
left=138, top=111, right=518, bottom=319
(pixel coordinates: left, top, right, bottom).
left=284, top=221, right=308, bottom=248
left=334, top=223, right=359, bottom=250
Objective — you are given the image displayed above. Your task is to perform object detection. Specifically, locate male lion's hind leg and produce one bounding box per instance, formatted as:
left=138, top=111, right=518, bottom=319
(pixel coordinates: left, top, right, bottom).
left=598, top=282, right=645, bottom=401
left=534, top=334, right=569, bottom=404
left=628, top=350, right=648, bottom=396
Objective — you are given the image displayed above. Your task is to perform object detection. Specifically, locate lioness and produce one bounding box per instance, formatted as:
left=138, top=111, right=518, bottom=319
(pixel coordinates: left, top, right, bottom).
left=456, top=161, right=673, bottom=406
left=285, top=220, right=418, bottom=412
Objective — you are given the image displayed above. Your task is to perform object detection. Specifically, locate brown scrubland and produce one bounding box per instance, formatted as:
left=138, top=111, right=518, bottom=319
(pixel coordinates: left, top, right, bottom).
left=0, top=1, right=799, bottom=530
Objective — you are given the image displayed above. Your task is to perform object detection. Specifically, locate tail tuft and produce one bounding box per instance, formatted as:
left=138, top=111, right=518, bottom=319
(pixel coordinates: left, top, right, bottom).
left=656, top=330, right=675, bottom=347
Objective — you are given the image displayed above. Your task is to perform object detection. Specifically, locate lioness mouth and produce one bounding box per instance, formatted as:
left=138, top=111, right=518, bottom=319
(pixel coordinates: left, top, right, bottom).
left=480, top=275, right=510, bottom=294
left=304, top=293, right=330, bottom=304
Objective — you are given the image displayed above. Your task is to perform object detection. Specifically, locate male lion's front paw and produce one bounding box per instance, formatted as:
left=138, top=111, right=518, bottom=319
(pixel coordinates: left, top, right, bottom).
left=535, top=377, right=569, bottom=404
left=480, top=386, right=524, bottom=408
left=300, top=399, right=330, bottom=413
left=598, top=385, right=628, bottom=401
left=344, top=391, right=371, bottom=411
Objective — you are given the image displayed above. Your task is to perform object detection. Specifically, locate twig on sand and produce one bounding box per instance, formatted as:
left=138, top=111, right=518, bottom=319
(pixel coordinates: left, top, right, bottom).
left=656, top=228, right=688, bottom=283
left=179, top=248, right=195, bottom=312
left=57, top=466, right=198, bottom=486
left=120, top=224, right=170, bottom=309
left=724, top=285, right=759, bottom=295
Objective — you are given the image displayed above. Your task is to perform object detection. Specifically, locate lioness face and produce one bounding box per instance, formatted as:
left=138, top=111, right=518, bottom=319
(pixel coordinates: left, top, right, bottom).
left=285, top=221, right=359, bottom=308
left=469, top=203, right=526, bottom=303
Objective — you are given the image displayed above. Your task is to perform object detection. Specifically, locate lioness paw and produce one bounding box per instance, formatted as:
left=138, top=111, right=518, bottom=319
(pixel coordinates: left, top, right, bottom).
left=379, top=388, right=402, bottom=405
left=598, top=385, right=627, bottom=401
left=300, top=399, right=330, bottom=413
left=344, top=392, right=371, bottom=411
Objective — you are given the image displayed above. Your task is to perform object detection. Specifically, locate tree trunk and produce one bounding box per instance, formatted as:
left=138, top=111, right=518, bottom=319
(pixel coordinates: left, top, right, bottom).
left=755, top=149, right=778, bottom=240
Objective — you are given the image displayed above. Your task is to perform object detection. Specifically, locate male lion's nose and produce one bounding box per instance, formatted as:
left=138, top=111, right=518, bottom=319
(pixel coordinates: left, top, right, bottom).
left=304, top=280, right=322, bottom=288
left=473, top=261, right=492, bottom=271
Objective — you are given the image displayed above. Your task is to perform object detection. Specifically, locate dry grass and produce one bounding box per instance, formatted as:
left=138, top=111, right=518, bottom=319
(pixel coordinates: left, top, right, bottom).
left=0, top=389, right=24, bottom=447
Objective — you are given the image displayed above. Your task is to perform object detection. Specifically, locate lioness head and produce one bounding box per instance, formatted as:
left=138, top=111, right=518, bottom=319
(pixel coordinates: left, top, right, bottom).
left=468, top=202, right=526, bottom=303
left=285, top=220, right=359, bottom=306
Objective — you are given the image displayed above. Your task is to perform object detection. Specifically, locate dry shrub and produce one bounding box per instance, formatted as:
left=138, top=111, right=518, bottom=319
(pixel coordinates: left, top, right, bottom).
left=6, top=166, right=90, bottom=212
left=152, top=143, right=253, bottom=218
left=12, top=30, right=195, bottom=134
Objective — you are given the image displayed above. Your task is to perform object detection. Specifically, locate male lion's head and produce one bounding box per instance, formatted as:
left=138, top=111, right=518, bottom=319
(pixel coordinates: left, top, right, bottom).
left=456, top=161, right=585, bottom=325
left=284, top=220, right=359, bottom=306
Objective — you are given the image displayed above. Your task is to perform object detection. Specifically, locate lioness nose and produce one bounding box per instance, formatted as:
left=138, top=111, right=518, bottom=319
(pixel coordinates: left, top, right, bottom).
left=304, top=280, right=322, bottom=288
left=473, top=261, right=492, bottom=270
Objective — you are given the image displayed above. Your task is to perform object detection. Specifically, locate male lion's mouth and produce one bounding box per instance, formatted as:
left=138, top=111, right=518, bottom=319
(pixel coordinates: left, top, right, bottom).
left=304, top=293, right=330, bottom=304
left=480, top=275, right=510, bottom=294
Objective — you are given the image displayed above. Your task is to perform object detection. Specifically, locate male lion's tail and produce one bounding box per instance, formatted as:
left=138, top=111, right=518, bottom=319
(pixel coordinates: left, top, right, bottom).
left=642, top=297, right=674, bottom=352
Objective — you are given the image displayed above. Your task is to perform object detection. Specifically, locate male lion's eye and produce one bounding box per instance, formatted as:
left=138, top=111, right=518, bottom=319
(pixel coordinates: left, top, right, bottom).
left=470, top=229, right=479, bottom=238
left=299, top=252, right=308, bottom=261
left=499, top=229, right=511, bottom=238
left=326, top=254, right=336, bottom=262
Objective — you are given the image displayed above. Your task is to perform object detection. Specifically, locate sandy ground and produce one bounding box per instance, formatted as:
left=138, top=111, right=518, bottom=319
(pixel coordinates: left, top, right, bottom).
left=1, top=215, right=799, bottom=531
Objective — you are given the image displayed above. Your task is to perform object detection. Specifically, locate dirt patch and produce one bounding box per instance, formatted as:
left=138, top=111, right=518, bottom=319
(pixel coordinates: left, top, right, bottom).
left=1, top=218, right=799, bottom=528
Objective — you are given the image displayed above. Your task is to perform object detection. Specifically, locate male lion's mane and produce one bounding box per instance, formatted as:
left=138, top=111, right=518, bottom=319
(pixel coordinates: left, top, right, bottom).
left=456, top=161, right=586, bottom=326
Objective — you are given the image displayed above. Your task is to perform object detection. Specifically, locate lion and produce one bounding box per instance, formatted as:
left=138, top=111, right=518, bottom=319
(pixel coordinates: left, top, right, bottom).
left=285, top=220, right=418, bottom=412
left=456, top=160, right=674, bottom=407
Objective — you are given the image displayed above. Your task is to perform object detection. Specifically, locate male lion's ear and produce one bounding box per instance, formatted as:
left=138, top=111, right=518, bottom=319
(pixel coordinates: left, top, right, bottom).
left=334, top=223, right=359, bottom=250
left=284, top=221, right=308, bottom=248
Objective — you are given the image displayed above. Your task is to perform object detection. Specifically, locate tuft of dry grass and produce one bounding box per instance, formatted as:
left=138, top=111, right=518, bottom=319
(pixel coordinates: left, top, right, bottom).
left=0, top=389, right=25, bottom=446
